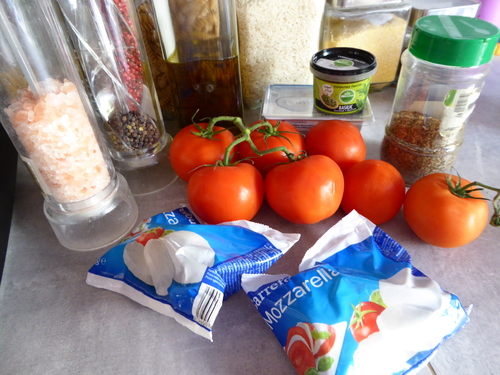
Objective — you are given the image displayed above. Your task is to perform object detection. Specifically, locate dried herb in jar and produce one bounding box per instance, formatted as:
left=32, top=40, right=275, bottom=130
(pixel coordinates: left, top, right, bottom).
left=381, top=110, right=459, bottom=185
left=107, top=110, right=160, bottom=152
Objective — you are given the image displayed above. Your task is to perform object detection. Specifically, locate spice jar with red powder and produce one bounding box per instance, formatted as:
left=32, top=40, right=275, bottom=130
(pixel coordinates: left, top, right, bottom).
left=57, top=0, right=177, bottom=194
left=0, top=0, right=138, bottom=251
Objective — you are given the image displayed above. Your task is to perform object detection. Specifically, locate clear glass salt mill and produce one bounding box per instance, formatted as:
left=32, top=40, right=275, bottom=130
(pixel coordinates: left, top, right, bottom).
left=380, top=15, right=500, bottom=185
left=151, top=0, right=244, bottom=130
left=0, top=0, right=139, bottom=251
left=57, top=0, right=177, bottom=195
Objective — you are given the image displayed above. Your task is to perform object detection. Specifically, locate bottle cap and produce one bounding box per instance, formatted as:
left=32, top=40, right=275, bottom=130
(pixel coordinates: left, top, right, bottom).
left=410, top=15, right=500, bottom=67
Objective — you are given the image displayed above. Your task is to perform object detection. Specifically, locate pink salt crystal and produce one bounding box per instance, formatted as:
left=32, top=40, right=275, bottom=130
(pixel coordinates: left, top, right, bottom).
left=61, top=79, right=77, bottom=93
left=6, top=78, right=111, bottom=203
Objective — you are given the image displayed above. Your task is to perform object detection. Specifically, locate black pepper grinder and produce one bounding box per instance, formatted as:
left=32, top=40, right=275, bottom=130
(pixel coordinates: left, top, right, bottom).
left=57, top=0, right=177, bottom=195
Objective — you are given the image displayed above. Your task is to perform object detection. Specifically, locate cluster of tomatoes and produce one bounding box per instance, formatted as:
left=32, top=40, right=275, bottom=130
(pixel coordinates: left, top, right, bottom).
left=169, top=117, right=497, bottom=249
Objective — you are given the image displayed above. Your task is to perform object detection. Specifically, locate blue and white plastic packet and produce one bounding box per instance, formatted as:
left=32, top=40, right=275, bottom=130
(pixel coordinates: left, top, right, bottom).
left=241, top=211, right=469, bottom=375
left=87, top=207, right=300, bottom=341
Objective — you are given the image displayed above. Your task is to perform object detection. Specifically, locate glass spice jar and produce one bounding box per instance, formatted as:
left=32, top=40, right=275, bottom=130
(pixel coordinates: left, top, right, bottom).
left=381, top=15, right=500, bottom=185
left=57, top=0, right=177, bottom=195
left=0, top=0, right=138, bottom=251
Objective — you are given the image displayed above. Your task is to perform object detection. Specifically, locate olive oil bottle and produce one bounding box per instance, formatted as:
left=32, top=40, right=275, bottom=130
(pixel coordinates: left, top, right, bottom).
left=152, top=0, right=243, bottom=130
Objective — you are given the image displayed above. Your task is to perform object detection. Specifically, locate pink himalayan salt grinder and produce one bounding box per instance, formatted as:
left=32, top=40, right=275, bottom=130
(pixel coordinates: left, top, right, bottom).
left=0, top=0, right=138, bottom=251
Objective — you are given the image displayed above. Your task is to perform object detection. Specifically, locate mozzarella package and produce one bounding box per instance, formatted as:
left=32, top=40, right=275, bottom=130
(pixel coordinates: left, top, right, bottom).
left=87, top=207, right=300, bottom=341
left=241, top=211, right=469, bottom=375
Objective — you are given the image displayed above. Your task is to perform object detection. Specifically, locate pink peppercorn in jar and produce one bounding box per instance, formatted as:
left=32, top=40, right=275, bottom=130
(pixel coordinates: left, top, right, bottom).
left=57, top=0, right=178, bottom=195
left=0, top=0, right=138, bottom=251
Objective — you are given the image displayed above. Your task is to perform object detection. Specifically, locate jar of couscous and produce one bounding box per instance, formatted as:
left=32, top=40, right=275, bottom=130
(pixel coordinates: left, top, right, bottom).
left=320, top=0, right=411, bottom=91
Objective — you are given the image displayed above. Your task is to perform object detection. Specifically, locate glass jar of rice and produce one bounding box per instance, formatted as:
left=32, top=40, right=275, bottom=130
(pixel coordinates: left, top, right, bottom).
left=235, top=0, right=325, bottom=109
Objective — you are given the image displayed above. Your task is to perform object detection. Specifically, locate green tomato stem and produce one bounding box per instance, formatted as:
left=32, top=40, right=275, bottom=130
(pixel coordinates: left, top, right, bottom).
left=207, top=116, right=299, bottom=166
left=446, top=174, right=500, bottom=227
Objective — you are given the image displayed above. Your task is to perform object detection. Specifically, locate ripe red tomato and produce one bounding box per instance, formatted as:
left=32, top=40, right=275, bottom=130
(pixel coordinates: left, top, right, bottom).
left=169, top=123, right=238, bottom=182
left=404, top=173, right=489, bottom=248
left=305, top=120, right=366, bottom=172
left=341, top=159, right=406, bottom=224
left=265, top=155, right=344, bottom=224
left=239, top=120, right=305, bottom=175
left=187, top=163, right=264, bottom=224
left=350, top=301, right=385, bottom=343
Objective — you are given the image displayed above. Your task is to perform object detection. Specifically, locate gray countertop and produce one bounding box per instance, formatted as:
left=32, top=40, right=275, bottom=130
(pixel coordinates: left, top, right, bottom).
left=0, top=56, right=499, bottom=375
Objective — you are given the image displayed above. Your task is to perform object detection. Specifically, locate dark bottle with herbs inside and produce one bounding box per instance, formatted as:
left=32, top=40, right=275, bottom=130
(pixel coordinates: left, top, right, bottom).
left=380, top=15, right=500, bottom=185
left=151, top=0, right=244, bottom=130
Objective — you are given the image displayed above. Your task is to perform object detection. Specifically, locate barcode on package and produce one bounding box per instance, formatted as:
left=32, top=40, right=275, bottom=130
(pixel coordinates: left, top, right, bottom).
left=193, top=283, right=223, bottom=329
left=454, top=92, right=470, bottom=117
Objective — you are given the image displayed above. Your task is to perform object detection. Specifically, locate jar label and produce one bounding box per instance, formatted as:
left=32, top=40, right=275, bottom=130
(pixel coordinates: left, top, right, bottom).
left=313, top=77, right=371, bottom=114
left=440, top=87, right=480, bottom=136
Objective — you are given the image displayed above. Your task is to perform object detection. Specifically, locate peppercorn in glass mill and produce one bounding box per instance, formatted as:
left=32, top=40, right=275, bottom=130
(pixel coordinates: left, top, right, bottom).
left=0, top=0, right=139, bottom=251
left=57, top=0, right=177, bottom=195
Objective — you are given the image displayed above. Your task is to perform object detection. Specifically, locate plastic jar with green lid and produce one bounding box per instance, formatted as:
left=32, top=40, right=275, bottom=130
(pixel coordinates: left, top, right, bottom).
left=381, top=15, right=500, bottom=185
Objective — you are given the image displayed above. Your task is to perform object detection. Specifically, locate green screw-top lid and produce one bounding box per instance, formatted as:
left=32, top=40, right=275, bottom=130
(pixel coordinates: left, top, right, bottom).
left=409, top=15, right=500, bottom=67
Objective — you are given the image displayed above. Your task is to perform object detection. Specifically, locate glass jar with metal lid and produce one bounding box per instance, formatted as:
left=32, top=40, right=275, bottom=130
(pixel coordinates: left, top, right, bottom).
left=320, top=0, right=411, bottom=91
left=380, top=15, right=500, bottom=185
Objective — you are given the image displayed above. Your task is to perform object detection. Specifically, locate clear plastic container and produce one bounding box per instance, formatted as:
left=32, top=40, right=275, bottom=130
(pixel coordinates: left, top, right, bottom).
left=57, top=0, right=177, bottom=195
left=261, top=84, right=375, bottom=134
left=0, top=0, right=138, bottom=251
left=151, top=0, right=244, bottom=130
left=320, top=0, right=411, bottom=91
left=381, top=15, right=500, bottom=185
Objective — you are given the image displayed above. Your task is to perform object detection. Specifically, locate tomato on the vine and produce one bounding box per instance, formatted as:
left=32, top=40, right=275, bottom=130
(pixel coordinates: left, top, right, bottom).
left=305, top=120, right=366, bottom=172
left=265, top=155, right=344, bottom=224
left=169, top=122, right=238, bottom=182
left=350, top=301, right=385, bottom=343
left=239, top=120, right=305, bottom=175
left=187, top=163, right=264, bottom=224
left=341, top=159, right=406, bottom=224
left=404, top=173, right=490, bottom=248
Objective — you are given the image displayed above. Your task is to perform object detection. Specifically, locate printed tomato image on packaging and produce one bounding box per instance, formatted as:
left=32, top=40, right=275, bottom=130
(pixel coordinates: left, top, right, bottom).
left=86, top=207, right=300, bottom=341
left=241, top=211, right=469, bottom=374
left=285, top=321, right=347, bottom=375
